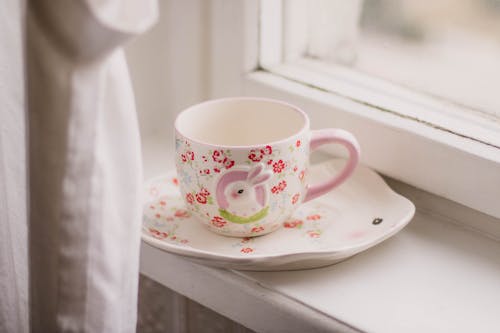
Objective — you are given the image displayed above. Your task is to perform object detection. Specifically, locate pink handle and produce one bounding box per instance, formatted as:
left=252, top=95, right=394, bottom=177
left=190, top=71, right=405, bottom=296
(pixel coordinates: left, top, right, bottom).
left=303, top=129, right=360, bottom=203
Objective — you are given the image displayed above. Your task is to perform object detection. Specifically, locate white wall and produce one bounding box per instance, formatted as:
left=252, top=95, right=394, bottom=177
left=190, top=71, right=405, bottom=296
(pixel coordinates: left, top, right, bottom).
left=125, top=0, right=210, bottom=140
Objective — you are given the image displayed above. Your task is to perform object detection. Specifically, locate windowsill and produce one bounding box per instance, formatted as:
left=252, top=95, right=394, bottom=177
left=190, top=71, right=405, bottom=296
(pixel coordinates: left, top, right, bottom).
left=264, top=58, right=500, bottom=149
left=140, top=135, right=500, bottom=332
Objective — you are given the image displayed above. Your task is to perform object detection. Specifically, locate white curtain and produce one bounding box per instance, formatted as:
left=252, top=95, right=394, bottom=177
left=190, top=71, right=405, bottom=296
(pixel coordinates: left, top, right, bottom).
left=1, top=0, right=157, bottom=332
left=0, top=1, right=28, bottom=332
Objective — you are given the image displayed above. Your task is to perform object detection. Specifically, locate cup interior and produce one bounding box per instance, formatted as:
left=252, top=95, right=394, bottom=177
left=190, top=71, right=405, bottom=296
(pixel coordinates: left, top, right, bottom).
left=175, top=98, right=308, bottom=146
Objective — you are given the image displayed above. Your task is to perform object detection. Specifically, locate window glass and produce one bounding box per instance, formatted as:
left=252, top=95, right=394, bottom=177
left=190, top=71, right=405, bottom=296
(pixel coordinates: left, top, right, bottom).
left=348, top=0, right=500, bottom=117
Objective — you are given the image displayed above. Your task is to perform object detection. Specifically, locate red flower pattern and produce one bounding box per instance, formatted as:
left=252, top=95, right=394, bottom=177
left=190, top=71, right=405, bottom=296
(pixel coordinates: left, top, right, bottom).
left=172, top=178, right=179, bottom=186
left=211, top=216, right=227, bottom=228
left=307, top=214, right=321, bottom=221
left=271, top=180, right=287, bottom=194
left=196, top=193, right=208, bottom=204
left=212, top=150, right=225, bottom=163
left=248, top=149, right=263, bottom=162
left=209, top=150, right=236, bottom=169
left=283, top=220, right=303, bottom=228
left=241, top=247, right=254, bottom=253
left=174, top=209, right=190, bottom=218
left=272, top=160, right=286, bottom=173
left=308, top=231, right=321, bottom=238
left=291, top=193, right=300, bottom=204
left=251, top=226, right=264, bottom=233
left=186, top=193, right=194, bottom=204
left=200, top=187, right=210, bottom=196
left=149, top=228, right=168, bottom=240
left=222, top=157, right=235, bottom=169
left=248, top=145, right=273, bottom=162
left=296, top=140, right=301, bottom=148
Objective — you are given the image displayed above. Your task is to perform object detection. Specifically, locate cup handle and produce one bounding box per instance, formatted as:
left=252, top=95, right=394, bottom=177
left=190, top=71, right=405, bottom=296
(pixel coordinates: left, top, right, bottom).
left=303, top=129, right=361, bottom=203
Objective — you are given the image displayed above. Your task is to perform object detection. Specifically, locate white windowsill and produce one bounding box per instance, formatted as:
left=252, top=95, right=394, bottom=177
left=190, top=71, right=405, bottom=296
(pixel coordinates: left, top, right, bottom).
left=140, top=135, right=500, bottom=333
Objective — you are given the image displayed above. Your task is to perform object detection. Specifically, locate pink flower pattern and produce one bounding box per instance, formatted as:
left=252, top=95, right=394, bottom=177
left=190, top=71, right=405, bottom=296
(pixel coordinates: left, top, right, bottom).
left=308, top=231, right=321, bottom=238
left=248, top=145, right=272, bottom=163
left=251, top=226, right=264, bottom=233
left=149, top=228, right=168, bottom=240
left=307, top=214, right=321, bottom=221
left=212, top=150, right=225, bottom=163
left=272, top=160, right=286, bottom=173
left=222, top=157, right=235, bottom=169
left=284, top=220, right=303, bottom=229
left=174, top=209, right=190, bottom=218
left=248, top=149, right=263, bottom=162
left=196, top=193, right=207, bottom=204
left=271, top=180, right=287, bottom=194
left=210, top=150, right=236, bottom=172
left=211, top=216, right=227, bottom=228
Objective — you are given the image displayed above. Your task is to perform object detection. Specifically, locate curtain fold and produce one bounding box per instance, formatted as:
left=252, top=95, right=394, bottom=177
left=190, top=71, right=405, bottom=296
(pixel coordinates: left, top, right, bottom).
left=0, top=0, right=29, bottom=332
left=1, top=0, right=159, bottom=332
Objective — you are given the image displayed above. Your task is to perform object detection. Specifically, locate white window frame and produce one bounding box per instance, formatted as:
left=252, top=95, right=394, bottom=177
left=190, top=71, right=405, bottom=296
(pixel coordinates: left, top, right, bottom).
left=208, top=0, right=500, bottom=219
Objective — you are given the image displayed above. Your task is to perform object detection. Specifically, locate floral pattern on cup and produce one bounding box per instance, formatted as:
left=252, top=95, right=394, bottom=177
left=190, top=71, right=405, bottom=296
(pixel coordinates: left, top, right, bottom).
left=175, top=135, right=309, bottom=237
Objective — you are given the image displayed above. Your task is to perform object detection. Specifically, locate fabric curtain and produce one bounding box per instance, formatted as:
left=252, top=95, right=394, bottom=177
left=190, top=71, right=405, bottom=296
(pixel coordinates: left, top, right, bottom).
left=1, top=0, right=157, bottom=332
left=0, top=1, right=29, bottom=332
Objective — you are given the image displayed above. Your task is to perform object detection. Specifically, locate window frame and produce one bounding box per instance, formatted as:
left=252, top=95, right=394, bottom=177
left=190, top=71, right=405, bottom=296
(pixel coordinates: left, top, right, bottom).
left=262, top=0, right=500, bottom=148
left=209, top=0, right=500, bottom=219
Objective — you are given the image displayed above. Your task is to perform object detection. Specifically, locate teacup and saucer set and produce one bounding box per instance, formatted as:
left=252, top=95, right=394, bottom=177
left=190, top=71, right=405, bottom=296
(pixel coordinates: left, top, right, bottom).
left=142, top=98, right=415, bottom=271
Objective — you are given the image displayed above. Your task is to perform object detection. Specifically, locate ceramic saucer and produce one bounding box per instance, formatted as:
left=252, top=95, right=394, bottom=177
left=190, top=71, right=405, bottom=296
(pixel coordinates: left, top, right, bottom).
left=142, top=159, right=415, bottom=271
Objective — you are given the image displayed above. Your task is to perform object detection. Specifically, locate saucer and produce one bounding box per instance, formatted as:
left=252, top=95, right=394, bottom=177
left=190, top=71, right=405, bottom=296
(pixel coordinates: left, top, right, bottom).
left=142, top=159, right=415, bottom=271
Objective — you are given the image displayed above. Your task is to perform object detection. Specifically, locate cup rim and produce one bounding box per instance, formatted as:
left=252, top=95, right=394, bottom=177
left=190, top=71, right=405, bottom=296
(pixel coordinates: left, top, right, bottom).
left=174, top=97, right=310, bottom=149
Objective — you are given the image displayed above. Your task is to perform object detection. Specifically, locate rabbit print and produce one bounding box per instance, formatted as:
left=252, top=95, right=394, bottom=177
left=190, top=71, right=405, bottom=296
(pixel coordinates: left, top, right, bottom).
left=215, top=164, right=272, bottom=224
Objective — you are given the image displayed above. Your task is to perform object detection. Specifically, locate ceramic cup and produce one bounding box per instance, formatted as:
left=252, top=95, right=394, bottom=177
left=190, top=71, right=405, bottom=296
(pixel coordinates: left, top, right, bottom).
left=174, top=97, right=360, bottom=237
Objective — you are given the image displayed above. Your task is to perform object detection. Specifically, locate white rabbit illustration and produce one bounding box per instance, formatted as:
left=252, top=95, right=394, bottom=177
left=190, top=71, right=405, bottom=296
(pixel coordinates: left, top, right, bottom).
left=215, top=163, right=272, bottom=223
